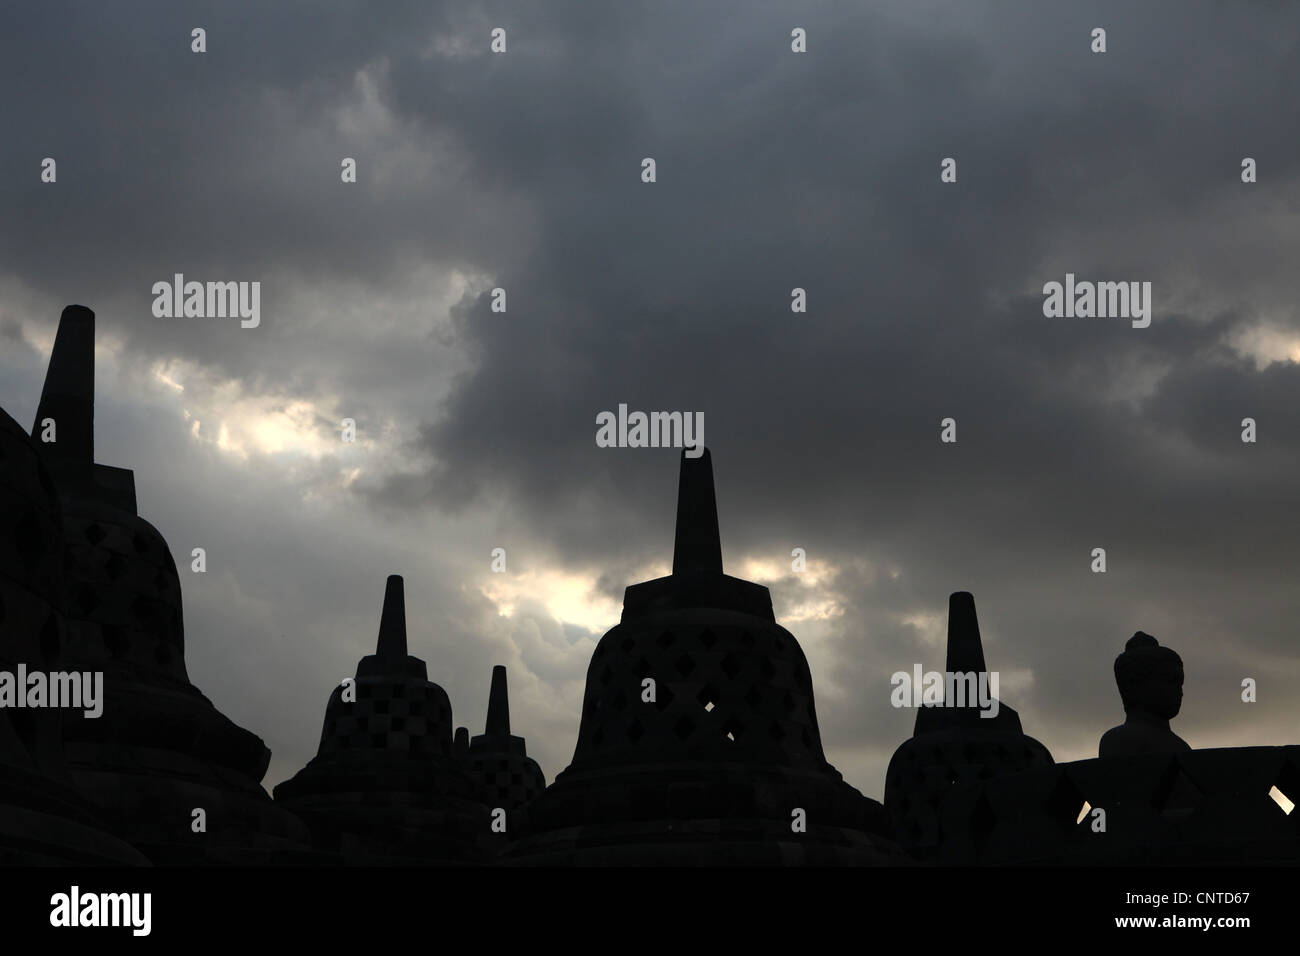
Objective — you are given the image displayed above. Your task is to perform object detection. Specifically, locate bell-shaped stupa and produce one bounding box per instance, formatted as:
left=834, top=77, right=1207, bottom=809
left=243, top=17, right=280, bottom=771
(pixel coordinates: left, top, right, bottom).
left=0, top=403, right=147, bottom=864
left=463, top=666, right=546, bottom=812
left=508, top=448, right=900, bottom=864
left=274, top=575, right=490, bottom=863
left=28, top=305, right=315, bottom=863
left=884, top=591, right=1053, bottom=856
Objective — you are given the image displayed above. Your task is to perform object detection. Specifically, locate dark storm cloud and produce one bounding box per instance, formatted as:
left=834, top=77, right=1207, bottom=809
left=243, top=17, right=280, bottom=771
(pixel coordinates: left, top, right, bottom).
left=364, top=0, right=1300, bottom=784
left=2, top=0, right=1298, bottom=797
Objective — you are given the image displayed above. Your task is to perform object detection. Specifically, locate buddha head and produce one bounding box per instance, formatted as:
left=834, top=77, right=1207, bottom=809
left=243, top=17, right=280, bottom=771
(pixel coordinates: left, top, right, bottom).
left=1114, top=631, right=1184, bottom=721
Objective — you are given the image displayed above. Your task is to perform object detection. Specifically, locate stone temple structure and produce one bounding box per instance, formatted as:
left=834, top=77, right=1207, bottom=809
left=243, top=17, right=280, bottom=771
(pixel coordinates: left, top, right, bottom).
left=3, top=302, right=1297, bottom=868
left=928, top=628, right=1300, bottom=864
left=0, top=403, right=146, bottom=864
left=274, top=575, right=490, bottom=864
left=463, top=665, right=546, bottom=813
left=883, top=591, right=1054, bottom=858
left=24, top=305, right=315, bottom=864
left=508, top=448, right=901, bottom=864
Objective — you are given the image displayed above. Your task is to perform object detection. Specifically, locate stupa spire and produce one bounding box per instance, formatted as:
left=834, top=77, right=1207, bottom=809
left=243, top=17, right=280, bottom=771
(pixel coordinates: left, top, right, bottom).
left=376, top=575, right=408, bottom=659
left=485, top=664, right=510, bottom=736
left=32, top=305, right=95, bottom=466
left=671, top=447, right=722, bottom=574
left=945, top=591, right=988, bottom=676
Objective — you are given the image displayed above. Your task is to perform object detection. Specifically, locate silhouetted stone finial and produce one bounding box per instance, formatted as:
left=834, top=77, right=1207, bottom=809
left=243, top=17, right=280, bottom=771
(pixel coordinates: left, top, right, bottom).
left=945, top=591, right=988, bottom=676
left=453, top=727, right=469, bottom=757
left=485, top=664, right=510, bottom=736
left=672, top=447, right=723, bottom=575
left=357, top=574, right=424, bottom=680
left=465, top=666, right=545, bottom=812
left=32, top=305, right=95, bottom=466
left=376, top=575, right=407, bottom=659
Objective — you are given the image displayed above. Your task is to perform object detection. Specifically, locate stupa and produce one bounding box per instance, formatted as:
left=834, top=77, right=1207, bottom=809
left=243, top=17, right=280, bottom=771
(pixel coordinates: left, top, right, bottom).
left=29, top=305, right=315, bottom=863
left=925, top=627, right=1300, bottom=864
left=274, top=575, right=490, bottom=863
left=508, top=448, right=900, bottom=864
left=463, top=665, right=546, bottom=812
left=883, top=591, right=1054, bottom=857
left=0, top=404, right=147, bottom=864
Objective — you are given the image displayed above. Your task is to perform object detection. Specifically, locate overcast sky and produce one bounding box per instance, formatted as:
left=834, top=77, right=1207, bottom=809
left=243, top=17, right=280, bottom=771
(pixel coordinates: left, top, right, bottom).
left=2, top=0, right=1298, bottom=798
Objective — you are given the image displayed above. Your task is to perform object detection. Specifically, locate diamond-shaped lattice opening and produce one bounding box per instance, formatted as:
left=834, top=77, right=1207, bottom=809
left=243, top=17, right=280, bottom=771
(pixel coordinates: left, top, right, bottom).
left=970, top=792, right=998, bottom=851
left=673, top=714, right=696, bottom=741
left=725, top=732, right=735, bottom=742
left=740, top=630, right=755, bottom=647
left=761, top=659, right=776, bottom=680
left=621, top=636, right=635, bottom=652
left=104, top=552, right=128, bottom=582
left=132, top=531, right=152, bottom=555
left=612, top=690, right=628, bottom=712
left=37, top=465, right=55, bottom=500
left=722, top=717, right=745, bottom=741
left=626, top=718, right=645, bottom=743
left=83, top=522, right=107, bottom=546
left=700, top=628, right=718, bottom=649
left=675, top=653, right=695, bottom=678
left=129, top=595, right=154, bottom=625
left=656, top=630, right=675, bottom=650
left=38, top=614, right=59, bottom=664
left=15, top=511, right=44, bottom=566
left=745, top=686, right=762, bottom=710
left=654, top=682, right=675, bottom=712
left=696, top=683, right=719, bottom=709
left=704, top=701, right=715, bottom=712
left=75, top=583, right=102, bottom=614
left=720, top=653, right=741, bottom=680
left=768, top=720, right=785, bottom=741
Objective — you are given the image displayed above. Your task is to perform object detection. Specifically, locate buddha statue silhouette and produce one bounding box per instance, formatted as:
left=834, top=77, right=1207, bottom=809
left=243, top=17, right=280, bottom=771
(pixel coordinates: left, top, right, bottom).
left=1099, top=631, right=1191, bottom=758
